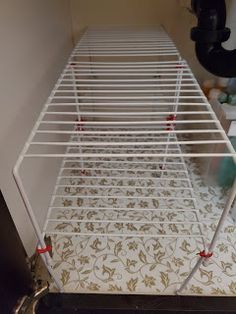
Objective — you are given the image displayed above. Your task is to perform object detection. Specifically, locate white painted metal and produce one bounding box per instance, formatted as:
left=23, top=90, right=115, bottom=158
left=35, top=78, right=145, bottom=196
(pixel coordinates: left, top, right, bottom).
left=13, top=26, right=236, bottom=294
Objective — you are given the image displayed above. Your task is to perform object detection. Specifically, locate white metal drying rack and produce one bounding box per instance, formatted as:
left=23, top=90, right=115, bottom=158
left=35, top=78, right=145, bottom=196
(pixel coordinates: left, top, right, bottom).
left=14, top=26, right=236, bottom=294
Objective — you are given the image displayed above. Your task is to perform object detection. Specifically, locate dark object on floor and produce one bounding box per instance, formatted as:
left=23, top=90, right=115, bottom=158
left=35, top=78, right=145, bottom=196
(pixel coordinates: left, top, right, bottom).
left=37, top=293, right=236, bottom=313
left=0, top=191, right=34, bottom=314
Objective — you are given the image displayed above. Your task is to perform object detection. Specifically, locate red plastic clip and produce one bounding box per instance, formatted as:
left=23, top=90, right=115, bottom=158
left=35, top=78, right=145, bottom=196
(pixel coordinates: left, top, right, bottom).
left=166, top=114, right=176, bottom=122
left=197, top=250, right=213, bottom=258
left=36, top=245, right=52, bottom=254
left=165, top=114, right=176, bottom=130
left=75, top=118, right=84, bottom=131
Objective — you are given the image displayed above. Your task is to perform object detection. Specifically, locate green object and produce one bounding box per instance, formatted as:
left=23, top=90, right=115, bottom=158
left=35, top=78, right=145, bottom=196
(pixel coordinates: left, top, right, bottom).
left=218, top=138, right=236, bottom=188
left=218, top=92, right=228, bottom=103
left=228, top=94, right=236, bottom=105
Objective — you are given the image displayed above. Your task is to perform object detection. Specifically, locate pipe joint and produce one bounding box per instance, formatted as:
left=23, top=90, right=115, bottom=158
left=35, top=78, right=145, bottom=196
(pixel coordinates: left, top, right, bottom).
left=191, top=27, right=230, bottom=44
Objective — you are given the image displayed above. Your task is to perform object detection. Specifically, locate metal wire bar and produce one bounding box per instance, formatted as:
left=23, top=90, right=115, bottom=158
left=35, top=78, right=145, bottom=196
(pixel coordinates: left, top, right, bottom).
left=49, top=206, right=197, bottom=212
left=13, top=26, right=236, bottom=294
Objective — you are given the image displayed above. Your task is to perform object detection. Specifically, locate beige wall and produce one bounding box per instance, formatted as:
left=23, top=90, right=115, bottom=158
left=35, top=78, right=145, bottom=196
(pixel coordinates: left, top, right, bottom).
left=70, top=0, right=214, bottom=82
left=0, top=0, right=73, bottom=255
left=70, top=0, right=178, bottom=40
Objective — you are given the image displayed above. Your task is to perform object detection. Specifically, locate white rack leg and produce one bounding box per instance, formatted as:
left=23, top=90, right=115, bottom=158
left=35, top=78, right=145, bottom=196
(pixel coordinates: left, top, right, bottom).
left=176, top=149, right=206, bottom=251
left=160, top=59, right=183, bottom=173
left=208, top=178, right=236, bottom=253
left=71, top=65, right=84, bottom=170
left=13, top=162, right=64, bottom=292
left=176, top=256, right=204, bottom=294
left=177, top=178, right=236, bottom=294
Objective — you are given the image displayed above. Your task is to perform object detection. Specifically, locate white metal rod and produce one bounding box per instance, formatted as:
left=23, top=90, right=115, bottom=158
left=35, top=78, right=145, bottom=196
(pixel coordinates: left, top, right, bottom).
left=59, top=78, right=195, bottom=82
left=49, top=206, right=197, bottom=212
left=66, top=135, right=205, bottom=141
left=82, top=36, right=172, bottom=39
left=77, top=43, right=176, bottom=47
left=161, top=57, right=182, bottom=172
left=177, top=257, right=204, bottom=294
left=40, top=120, right=217, bottom=125
left=58, top=135, right=193, bottom=140
left=45, top=231, right=203, bottom=238
left=58, top=175, right=190, bottom=181
left=69, top=61, right=182, bottom=66
left=71, top=61, right=183, bottom=65
left=61, top=167, right=187, bottom=173
left=13, top=163, right=49, bottom=259
left=58, top=83, right=198, bottom=87
left=75, top=49, right=178, bottom=54
left=78, top=44, right=176, bottom=48
left=25, top=152, right=236, bottom=158
left=47, top=102, right=209, bottom=106
left=44, top=111, right=211, bottom=116
left=71, top=63, right=84, bottom=169
left=82, top=34, right=170, bottom=37
left=51, top=96, right=205, bottom=100
left=48, top=218, right=199, bottom=224
left=80, top=36, right=171, bottom=39
left=13, top=164, right=64, bottom=291
left=56, top=184, right=193, bottom=191
left=61, top=72, right=191, bottom=77
left=64, top=69, right=189, bottom=73
left=53, top=195, right=194, bottom=200
left=175, top=138, right=206, bottom=250
left=62, top=160, right=185, bottom=166
left=78, top=39, right=173, bottom=43
left=73, top=50, right=178, bottom=53
left=80, top=37, right=173, bottom=40
left=79, top=38, right=173, bottom=41
left=36, top=129, right=223, bottom=135
left=54, top=90, right=198, bottom=94
left=72, top=53, right=178, bottom=57
left=208, top=179, right=236, bottom=253
left=31, top=140, right=227, bottom=146
left=67, top=148, right=181, bottom=152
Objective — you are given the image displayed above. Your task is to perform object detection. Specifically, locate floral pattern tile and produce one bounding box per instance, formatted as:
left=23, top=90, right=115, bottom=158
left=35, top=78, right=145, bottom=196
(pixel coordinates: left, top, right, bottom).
left=46, top=157, right=236, bottom=295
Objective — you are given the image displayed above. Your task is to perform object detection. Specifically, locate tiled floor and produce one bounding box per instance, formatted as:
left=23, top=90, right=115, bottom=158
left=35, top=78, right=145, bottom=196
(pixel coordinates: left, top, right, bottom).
left=44, top=157, right=236, bottom=296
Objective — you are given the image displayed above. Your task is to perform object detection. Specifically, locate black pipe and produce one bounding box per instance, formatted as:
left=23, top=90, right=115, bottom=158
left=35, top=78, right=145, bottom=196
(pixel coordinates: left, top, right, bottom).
left=191, top=0, right=236, bottom=77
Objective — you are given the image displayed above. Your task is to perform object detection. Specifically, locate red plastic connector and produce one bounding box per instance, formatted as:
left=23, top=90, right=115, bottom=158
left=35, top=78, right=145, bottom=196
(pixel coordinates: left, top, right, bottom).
left=36, top=245, right=52, bottom=254
left=197, top=250, right=213, bottom=258
left=75, top=118, right=84, bottom=131
left=166, top=114, right=176, bottom=122
left=165, top=114, right=176, bottom=130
